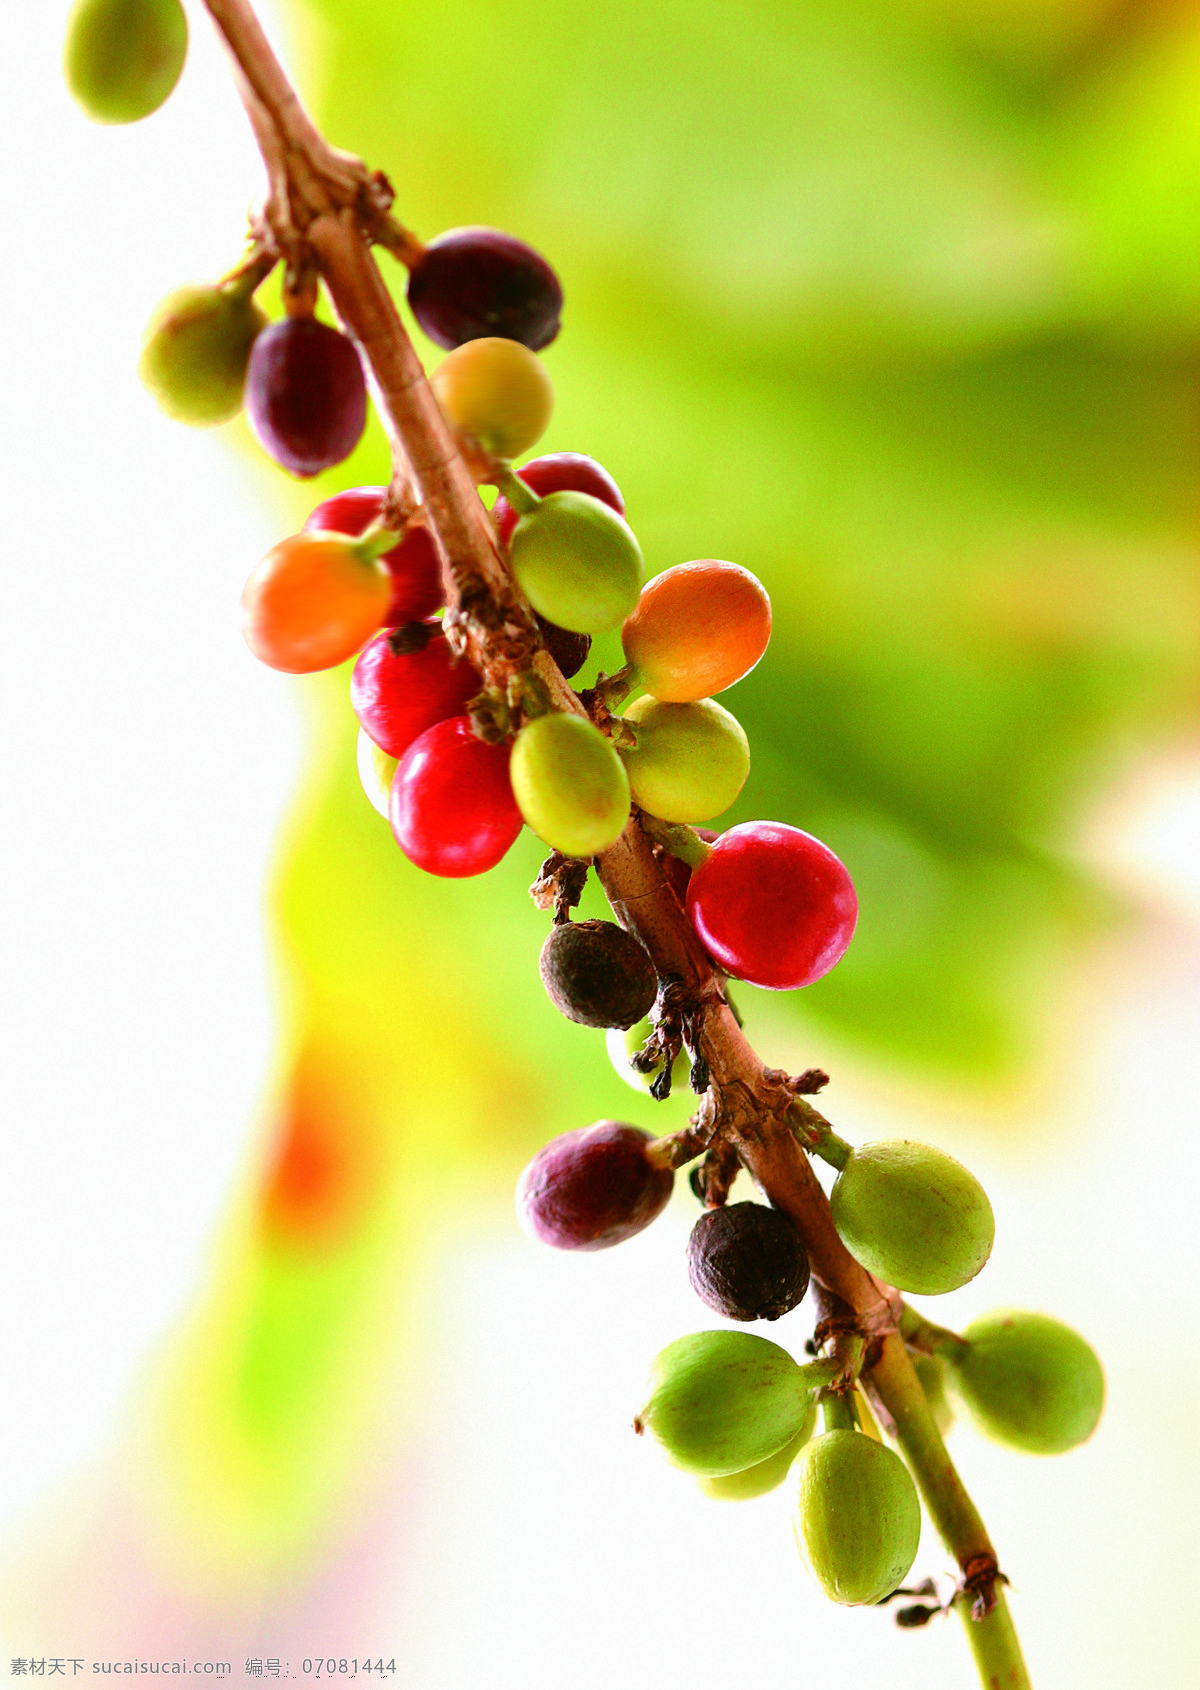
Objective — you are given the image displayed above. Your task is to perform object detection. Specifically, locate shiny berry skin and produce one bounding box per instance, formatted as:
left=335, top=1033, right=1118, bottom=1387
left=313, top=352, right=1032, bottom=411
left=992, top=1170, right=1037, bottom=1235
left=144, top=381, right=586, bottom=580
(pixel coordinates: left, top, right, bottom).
left=510, top=491, right=644, bottom=634
left=64, top=0, right=187, bottom=124
left=622, top=561, right=771, bottom=702
left=408, top=226, right=563, bottom=352
left=389, top=716, right=522, bottom=877
left=510, top=713, right=630, bottom=858
left=241, top=533, right=391, bottom=674
left=493, top=453, right=625, bottom=549
left=305, top=489, right=445, bottom=625
left=621, top=697, right=750, bottom=824
left=431, top=337, right=553, bottom=463
left=516, top=1121, right=674, bottom=1251
left=245, top=317, right=368, bottom=477
left=686, top=822, right=857, bottom=991
left=350, top=626, right=480, bottom=760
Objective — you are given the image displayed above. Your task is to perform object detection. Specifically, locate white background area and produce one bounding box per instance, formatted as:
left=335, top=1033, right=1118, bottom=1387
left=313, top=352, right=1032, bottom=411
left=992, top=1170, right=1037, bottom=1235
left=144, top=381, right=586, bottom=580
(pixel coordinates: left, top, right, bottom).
left=2, top=6, right=1198, bottom=1687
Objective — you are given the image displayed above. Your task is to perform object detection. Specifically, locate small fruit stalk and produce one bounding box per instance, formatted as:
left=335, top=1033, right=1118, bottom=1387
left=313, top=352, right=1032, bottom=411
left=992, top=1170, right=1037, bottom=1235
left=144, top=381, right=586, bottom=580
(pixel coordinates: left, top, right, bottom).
left=89, top=2, right=1103, bottom=1684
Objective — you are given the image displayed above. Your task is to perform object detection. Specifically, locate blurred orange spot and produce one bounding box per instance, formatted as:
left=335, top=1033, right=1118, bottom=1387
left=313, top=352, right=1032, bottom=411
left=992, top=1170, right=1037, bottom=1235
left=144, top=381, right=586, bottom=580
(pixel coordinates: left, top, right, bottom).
left=258, top=1045, right=376, bottom=1245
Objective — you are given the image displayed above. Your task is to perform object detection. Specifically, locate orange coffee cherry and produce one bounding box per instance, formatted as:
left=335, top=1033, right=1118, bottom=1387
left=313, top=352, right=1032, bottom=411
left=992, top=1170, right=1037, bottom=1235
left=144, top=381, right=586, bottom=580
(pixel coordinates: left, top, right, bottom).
left=241, top=532, right=392, bottom=674
left=621, top=560, right=771, bottom=702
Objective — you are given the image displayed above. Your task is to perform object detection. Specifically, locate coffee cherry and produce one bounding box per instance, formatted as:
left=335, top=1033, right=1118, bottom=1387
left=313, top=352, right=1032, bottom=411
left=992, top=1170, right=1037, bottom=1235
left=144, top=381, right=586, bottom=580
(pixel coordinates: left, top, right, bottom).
left=621, top=561, right=771, bottom=703
left=535, top=615, right=591, bottom=681
left=698, top=1406, right=817, bottom=1501
left=510, top=714, right=630, bottom=858
left=493, top=453, right=624, bottom=549
left=914, top=1353, right=954, bottom=1436
left=539, top=919, right=657, bottom=1030
left=407, top=227, right=563, bottom=352
left=634, top=1331, right=813, bottom=1477
left=943, top=1311, right=1104, bottom=1455
left=241, top=533, right=391, bottom=673
left=830, top=1140, right=994, bottom=1296
left=389, top=716, right=523, bottom=877
left=516, top=1121, right=673, bottom=1250
left=305, top=489, right=445, bottom=625
left=685, top=822, right=857, bottom=991
left=356, top=728, right=397, bottom=819
left=350, top=626, right=480, bottom=760
left=605, top=1016, right=691, bottom=1095
left=245, top=317, right=368, bottom=477
left=64, top=0, right=187, bottom=124
left=793, top=1430, right=921, bottom=1605
left=138, top=282, right=266, bottom=427
left=687, top=1202, right=810, bottom=1322
left=430, top=337, right=553, bottom=462
left=621, top=697, right=750, bottom=824
left=510, top=492, right=645, bottom=634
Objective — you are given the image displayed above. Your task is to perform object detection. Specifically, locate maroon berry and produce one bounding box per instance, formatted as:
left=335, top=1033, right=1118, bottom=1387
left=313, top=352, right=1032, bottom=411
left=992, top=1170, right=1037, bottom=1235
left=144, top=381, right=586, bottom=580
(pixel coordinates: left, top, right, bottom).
left=351, top=625, right=480, bottom=759
left=685, top=822, right=858, bottom=991
left=245, top=317, right=368, bottom=477
left=687, top=1202, right=810, bottom=1321
left=389, top=716, right=522, bottom=877
left=305, top=488, right=445, bottom=624
left=493, top=452, right=624, bottom=549
left=516, top=1121, right=674, bottom=1251
left=408, top=226, right=562, bottom=352
left=539, top=919, right=658, bottom=1029
left=535, top=613, right=591, bottom=680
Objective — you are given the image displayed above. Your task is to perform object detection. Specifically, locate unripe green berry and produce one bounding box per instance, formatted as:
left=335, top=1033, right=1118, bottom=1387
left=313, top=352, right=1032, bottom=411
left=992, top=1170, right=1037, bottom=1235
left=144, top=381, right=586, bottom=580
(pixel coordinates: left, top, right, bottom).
left=64, top=0, right=187, bottom=124
left=914, top=1352, right=954, bottom=1436
left=830, top=1139, right=994, bottom=1295
left=634, top=1330, right=812, bottom=1477
left=698, top=1400, right=816, bottom=1500
left=510, top=713, right=630, bottom=858
left=620, top=696, right=749, bottom=823
left=510, top=491, right=644, bottom=634
left=138, top=282, right=267, bottom=426
left=793, top=1429, right=921, bottom=1605
left=944, top=1310, right=1104, bottom=1455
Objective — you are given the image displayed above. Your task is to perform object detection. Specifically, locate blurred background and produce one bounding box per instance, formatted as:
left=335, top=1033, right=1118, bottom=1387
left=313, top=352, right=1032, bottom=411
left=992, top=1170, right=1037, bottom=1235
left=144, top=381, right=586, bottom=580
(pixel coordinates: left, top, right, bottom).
left=1, top=0, right=1197, bottom=1684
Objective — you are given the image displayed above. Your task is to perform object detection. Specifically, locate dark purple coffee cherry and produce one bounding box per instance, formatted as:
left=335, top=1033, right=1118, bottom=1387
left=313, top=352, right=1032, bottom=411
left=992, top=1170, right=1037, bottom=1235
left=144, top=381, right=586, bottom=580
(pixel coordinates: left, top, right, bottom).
left=535, top=613, right=591, bottom=681
left=539, top=919, right=657, bottom=1030
left=687, top=1202, right=810, bottom=1321
left=516, top=1121, right=673, bottom=1250
left=408, top=227, right=563, bottom=351
left=245, top=316, right=368, bottom=477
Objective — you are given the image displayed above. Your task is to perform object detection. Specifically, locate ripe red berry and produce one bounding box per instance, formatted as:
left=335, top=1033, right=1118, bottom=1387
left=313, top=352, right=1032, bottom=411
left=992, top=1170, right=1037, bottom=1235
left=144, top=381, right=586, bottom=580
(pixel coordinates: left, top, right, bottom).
left=685, top=822, right=858, bottom=990
left=516, top=1121, right=674, bottom=1251
left=305, top=488, right=445, bottom=624
left=245, top=317, right=367, bottom=477
left=408, top=226, right=563, bottom=352
left=351, top=625, right=480, bottom=760
left=493, top=452, right=625, bottom=549
left=389, top=716, right=522, bottom=877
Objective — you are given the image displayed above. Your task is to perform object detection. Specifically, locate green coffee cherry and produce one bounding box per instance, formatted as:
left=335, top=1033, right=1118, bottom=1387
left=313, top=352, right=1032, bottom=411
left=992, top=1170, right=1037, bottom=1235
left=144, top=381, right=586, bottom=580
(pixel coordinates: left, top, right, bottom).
left=606, top=1016, right=690, bottom=1095
left=64, top=0, right=187, bottom=124
left=793, top=1429, right=922, bottom=1605
left=944, top=1310, right=1104, bottom=1455
left=510, top=491, right=644, bottom=634
left=698, top=1397, right=816, bottom=1501
left=914, top=1352, right=954, bottom=1436
left=620, top=697, right=749, bottom=823
left=634, top=1330, right=813, bottom=1477
left=138, top=282, right=268, bottom=426
left=830, top=1139, right=994, bottom=1295
left=510, top=713, right=630, bottom=858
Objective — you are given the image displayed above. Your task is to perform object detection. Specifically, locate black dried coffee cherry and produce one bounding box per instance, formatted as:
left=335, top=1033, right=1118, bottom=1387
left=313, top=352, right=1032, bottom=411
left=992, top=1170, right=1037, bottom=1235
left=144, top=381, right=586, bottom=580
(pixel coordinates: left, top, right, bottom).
left=408, top=226, right=563, bottom=351
left=687, top=1201, right=810, bottom=1322
left=539, top=919, right=657, bottom=1029
left=535, top=613, right=591, bottom=680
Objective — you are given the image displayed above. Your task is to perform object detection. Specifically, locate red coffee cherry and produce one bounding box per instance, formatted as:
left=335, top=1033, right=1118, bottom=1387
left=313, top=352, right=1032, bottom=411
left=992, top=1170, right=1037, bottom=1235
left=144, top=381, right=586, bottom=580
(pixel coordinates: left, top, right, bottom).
left=685, top=822, right=858, bottom=990
left=408, top=226, right=563, bottom=351
left=493, top=452, right=624, bottom=548
left=350, top=625, right=480, bottom=760
left=245, top=317, right=368, bottom=477
left=516, top=1121, right=674, bottom=1251
left=389, top=716, right=522, bottom=877
left=305, top=488, right=445, bottom=625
